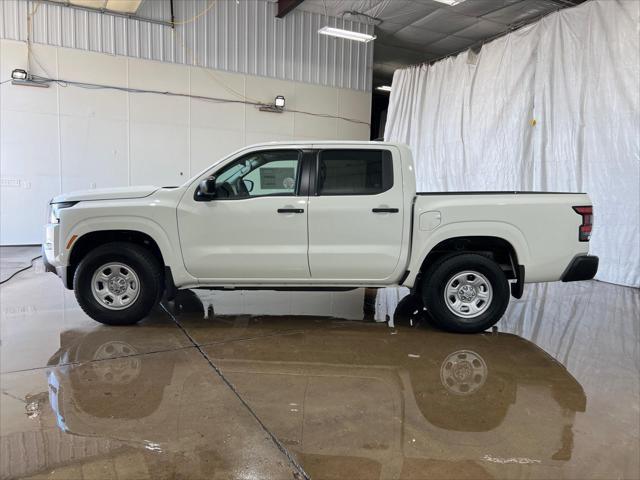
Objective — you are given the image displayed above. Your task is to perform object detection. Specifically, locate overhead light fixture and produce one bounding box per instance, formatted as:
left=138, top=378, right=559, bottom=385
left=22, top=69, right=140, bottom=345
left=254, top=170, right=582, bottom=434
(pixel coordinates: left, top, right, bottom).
left=376, top=85, right=392, bottom=92
left=318, top=26, right=376, bottom=43
left=259, top=95, right=286, bottom=113
left=433, top=0, right=466, bottom=5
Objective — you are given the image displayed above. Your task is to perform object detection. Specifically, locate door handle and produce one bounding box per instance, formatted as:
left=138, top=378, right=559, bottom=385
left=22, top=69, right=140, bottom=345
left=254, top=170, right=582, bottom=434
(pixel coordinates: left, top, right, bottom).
left=372, top=208, right=399, bottom=213
left=277, top=208, right=304, bottom=214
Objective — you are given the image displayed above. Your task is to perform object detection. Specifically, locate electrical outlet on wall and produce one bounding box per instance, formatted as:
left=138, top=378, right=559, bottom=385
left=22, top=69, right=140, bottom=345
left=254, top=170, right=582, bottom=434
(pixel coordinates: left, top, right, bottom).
left=90, top=182, right=96, bottom=189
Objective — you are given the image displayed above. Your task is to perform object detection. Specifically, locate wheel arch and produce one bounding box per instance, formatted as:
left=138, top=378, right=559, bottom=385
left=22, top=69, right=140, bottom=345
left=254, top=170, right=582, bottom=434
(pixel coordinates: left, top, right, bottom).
left=409, top=232, right=526, bottom=293
left=67, top=230, right=166, bottom=289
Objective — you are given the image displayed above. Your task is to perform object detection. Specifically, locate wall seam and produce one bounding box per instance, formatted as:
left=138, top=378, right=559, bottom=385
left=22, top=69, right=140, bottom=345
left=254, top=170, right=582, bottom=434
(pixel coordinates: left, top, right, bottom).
left=126, top=57, right=131, bottom=186
left=187, top=65, right=191, bottom=177
left=55, top=47, right=62, bottom=194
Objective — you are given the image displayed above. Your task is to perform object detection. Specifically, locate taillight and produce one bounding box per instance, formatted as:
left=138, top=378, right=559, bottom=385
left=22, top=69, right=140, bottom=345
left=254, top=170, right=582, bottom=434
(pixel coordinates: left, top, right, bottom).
left=573, top=206, right=593, bottom=242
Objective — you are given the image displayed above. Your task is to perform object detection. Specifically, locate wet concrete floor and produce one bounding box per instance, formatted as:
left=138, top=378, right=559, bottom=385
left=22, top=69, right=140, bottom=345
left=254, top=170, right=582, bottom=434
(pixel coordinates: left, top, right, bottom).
left=0, top=249, right=638, bottom=479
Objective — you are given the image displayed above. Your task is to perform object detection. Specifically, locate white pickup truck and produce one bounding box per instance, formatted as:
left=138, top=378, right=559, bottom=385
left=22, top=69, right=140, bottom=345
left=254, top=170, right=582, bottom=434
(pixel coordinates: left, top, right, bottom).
left=43, top=141, right=598, bottom=333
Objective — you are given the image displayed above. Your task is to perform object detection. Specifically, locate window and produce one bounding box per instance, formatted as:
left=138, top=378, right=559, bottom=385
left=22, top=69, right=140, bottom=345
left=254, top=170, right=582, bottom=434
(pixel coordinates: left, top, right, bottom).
left=213, top=150, right=301, bottom=199
left=317, top=150, right=393, bottom=196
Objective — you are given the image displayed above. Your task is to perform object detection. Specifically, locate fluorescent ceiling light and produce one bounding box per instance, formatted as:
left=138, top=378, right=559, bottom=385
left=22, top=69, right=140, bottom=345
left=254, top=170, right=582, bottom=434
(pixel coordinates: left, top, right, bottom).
left=318, top=26, right=376, bottom=43
left=376, top=85, right=392, bottom=92
left=433, top=0, right=466, bottom=5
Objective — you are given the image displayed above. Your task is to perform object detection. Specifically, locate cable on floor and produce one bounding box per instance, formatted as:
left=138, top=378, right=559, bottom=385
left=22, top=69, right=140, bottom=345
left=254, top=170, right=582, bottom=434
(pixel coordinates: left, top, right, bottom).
left=0, top=255, right=42, bottom=285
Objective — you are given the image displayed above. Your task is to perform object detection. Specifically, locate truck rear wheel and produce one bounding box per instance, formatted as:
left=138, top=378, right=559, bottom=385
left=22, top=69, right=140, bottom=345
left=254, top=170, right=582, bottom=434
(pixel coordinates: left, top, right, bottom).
left=73, top=242, right=163, bottom=326
left=421, top=253, right=509, bottom=333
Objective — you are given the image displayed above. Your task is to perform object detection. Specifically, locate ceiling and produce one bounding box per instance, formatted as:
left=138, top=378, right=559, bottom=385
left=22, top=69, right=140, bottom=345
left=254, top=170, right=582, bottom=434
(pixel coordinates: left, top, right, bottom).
left=297, top=0, right=585, bottom=87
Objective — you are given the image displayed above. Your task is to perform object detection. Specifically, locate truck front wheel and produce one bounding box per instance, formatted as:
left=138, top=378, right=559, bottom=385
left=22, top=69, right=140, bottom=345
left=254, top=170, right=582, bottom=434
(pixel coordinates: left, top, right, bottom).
left=421, top=253, right=509, bottom=333
left=73, top=242, right=163, bottom=326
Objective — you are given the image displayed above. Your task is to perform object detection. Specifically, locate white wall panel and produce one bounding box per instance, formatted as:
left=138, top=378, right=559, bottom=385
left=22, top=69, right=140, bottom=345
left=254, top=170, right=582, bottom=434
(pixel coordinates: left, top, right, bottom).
left=57, top=48, right=128, bottom=119
left=189, top=126, right=245, bottom=176
left=336, top=88, right=372, bottom=140
left=0, top=41, right=60, bottom=244
left=130, top=121, right=189, bottom=186
left=189, top=67, right=245, bottom=130
left=59, top=116, right=128, bottom=192
left=335, top=119, right=370, bottom=141
left=0, top=39, right=371, bottom=244
left=293, top=83, right=338, bottom=139
left=0, top=111, right=60, bottom=244
left=0, top=0, right=374, bottom=92
left=338, top=88, right=373, bottom=124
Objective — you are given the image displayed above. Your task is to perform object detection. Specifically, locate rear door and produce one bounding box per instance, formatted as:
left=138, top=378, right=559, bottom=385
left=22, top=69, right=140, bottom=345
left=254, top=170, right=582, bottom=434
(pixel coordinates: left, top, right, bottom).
left=307, top=146, right=404, bottom=281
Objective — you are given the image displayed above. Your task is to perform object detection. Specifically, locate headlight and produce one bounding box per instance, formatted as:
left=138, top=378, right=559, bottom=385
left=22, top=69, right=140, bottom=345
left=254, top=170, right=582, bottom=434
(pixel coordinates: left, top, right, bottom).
left=49, top=202, right=77, bottom=224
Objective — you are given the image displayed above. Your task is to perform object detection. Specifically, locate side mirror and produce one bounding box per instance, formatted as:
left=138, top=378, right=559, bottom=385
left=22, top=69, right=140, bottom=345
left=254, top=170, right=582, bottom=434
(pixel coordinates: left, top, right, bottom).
left=195, top=176, right=217, bottom=201
left=243, top=179, right=254, bottom=193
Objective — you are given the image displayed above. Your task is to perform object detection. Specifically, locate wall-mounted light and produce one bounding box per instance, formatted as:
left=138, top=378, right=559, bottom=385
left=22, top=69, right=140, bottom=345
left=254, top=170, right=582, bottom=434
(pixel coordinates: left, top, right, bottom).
left=259, top=95, right=286, bottom=113
left=376, top=85, right=392, bottom=92
left=11, top=69, right=28, bottom=80
left=11, top=68, right=50, bottom=88
left=318, top=26, right=376, bottom=43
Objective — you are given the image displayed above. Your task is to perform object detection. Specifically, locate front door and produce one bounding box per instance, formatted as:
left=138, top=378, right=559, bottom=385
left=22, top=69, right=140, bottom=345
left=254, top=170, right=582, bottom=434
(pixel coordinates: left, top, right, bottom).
left=307, top=147, right=405, bottom=281
left=177, top=149, right=309, bottom=281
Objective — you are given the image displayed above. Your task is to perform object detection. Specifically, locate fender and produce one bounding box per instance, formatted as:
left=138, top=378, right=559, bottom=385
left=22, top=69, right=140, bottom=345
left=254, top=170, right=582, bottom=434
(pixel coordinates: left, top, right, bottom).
left=63, top=216, right=195, bottom=286
left=405, top=220, right=531, bottom=287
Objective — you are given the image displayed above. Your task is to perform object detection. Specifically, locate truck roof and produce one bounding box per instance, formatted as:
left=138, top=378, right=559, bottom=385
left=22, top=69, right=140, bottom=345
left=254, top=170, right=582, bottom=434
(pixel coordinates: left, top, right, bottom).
left=244, top=140, right=406, bottom=148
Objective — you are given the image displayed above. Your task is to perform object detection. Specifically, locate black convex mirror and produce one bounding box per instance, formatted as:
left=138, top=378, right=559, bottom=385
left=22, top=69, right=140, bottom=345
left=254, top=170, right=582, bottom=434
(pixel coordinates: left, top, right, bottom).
left=195, top=175, right=217, bottom=201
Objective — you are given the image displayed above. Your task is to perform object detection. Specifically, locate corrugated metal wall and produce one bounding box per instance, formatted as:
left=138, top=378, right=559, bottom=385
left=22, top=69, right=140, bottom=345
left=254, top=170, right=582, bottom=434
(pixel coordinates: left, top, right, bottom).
left=0, top=0, right=373, bottom=91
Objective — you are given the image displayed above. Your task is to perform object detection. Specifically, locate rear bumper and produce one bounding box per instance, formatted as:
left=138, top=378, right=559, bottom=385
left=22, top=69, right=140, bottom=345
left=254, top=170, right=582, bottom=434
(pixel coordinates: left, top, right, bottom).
left=561, top=255, right=599, bottom=282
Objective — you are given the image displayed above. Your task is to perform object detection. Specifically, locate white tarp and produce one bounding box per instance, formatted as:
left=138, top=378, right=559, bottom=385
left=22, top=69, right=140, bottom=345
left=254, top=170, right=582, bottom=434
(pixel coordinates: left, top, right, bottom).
left=385, top=0, right=640, bottom=288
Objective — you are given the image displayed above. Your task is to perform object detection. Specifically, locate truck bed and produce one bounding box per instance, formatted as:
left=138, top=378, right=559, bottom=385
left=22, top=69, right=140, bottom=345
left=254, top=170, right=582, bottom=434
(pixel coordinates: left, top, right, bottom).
left=409, top=191, right=591, bottom=284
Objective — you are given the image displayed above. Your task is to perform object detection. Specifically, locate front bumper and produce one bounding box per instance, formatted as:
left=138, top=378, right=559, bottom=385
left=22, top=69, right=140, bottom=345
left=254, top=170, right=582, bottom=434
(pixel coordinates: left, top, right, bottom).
left=42, top=244, right=71, bottom=289
left=561, top=255, right=599, bottom=282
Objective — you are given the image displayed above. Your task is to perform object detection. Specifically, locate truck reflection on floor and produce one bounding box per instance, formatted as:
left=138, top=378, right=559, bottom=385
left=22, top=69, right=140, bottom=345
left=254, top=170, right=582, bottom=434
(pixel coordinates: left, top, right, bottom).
left=46, top=289, right=586, bottom=479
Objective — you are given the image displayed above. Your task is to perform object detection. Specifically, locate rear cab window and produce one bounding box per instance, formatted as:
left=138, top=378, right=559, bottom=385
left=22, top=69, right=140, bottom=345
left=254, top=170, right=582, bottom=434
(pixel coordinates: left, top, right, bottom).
left=317, top=149, right=394, bottom=196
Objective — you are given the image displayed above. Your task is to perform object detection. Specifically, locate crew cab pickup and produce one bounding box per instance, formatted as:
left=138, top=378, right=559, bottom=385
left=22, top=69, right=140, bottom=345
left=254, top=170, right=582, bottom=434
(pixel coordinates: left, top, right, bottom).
left=43, top=141, right=598, bottom=333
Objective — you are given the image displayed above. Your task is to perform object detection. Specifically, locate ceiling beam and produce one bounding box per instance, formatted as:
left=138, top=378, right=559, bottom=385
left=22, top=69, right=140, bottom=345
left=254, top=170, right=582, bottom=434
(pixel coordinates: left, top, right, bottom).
left=276, top=0, right=305, bottom=18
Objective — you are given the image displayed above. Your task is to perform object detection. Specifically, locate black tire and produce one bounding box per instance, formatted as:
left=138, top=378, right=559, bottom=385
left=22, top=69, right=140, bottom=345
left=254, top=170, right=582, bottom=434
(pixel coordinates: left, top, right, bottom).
left=73, top=242, right=163, bottom=326
left=421, top=253, right=509, bottom=333
left=392, top=294, right=427, bottom=327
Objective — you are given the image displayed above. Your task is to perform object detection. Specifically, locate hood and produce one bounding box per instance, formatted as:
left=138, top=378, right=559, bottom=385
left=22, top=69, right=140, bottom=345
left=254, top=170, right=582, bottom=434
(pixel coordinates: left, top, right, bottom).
left=51, top=186, right=160, bottom=203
